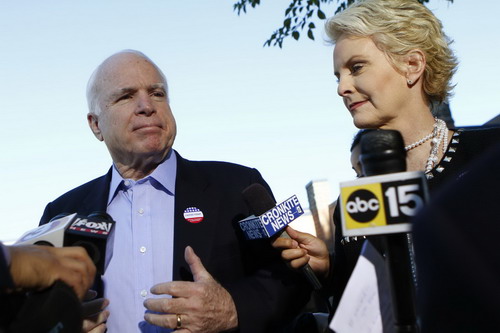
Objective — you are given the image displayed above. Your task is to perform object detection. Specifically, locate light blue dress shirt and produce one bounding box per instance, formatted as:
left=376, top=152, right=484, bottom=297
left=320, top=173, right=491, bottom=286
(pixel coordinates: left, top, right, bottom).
left=103, top=151, right=176, bottom=332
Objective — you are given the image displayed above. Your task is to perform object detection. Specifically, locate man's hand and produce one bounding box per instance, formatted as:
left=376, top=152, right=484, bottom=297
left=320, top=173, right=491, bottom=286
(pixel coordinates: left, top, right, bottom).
left=81, top=290, right=110, bottom=333
left=143, top=246, right=238, bottom=332
left=8, top=245, right=96, bottom=300
left=272, top=226, right=330, bottom=279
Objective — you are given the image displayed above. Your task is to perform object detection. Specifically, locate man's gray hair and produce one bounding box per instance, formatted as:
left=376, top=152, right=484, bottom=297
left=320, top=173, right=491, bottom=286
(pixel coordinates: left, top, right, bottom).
left=86, top=50, right=168, bottom=115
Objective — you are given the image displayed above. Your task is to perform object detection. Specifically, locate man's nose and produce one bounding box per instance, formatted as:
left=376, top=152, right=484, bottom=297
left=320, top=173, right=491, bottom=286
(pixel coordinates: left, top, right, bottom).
left=136, top=92, right=155, bottom=116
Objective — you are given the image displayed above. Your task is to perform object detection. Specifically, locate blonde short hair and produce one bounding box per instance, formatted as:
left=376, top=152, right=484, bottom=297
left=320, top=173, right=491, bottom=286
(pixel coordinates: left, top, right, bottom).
left=326, top=0, right=457, bottom=103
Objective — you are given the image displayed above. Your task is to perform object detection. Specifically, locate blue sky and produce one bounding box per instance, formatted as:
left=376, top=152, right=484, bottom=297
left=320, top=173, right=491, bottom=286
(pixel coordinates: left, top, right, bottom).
left=1, top=0, right=499, bottom=242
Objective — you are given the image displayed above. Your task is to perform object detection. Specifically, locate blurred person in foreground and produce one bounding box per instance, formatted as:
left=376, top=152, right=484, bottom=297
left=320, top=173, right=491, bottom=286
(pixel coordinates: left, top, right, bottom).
left=0, top=242, right=98, bottom=332
left=412, top=140, right=500, bottom=332
left=39, top=50, right=310, bottom=332
left=273, top=0, right=500, bottom=323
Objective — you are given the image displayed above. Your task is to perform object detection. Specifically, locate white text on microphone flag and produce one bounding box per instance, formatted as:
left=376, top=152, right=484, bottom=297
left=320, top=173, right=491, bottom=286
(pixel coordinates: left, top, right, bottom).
left=239, top=195, right=304, bottom=240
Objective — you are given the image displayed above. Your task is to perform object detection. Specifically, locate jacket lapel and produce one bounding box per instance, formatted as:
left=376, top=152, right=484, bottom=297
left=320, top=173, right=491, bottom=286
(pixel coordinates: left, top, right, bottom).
left=173, top=154, right=220, bottom=281
left=81, top=168, right=112, bottom=216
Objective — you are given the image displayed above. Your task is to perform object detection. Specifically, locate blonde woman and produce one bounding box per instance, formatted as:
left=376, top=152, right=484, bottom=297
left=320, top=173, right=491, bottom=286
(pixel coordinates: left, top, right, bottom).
left=273, top=0, right=500, bottom=326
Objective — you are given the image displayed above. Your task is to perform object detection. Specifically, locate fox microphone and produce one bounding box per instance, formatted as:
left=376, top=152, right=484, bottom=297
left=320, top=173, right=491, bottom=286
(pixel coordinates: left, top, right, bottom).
left=15, top=212, right=115, bottom=274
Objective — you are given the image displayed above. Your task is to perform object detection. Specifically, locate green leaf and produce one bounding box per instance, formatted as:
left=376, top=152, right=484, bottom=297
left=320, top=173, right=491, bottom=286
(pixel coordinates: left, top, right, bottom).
left=292, top=31, right=300, bottom=40
left=317, top=9, right=326, bottom=19
left=284, top=18, right=291, bottom=28
left=309, top=22, right=315, bottom=28
left=307, top=29, right=315, bottom=40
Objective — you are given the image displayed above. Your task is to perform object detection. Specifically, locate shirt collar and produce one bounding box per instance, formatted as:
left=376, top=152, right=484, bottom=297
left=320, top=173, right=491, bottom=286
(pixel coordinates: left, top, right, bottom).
left=107, top=149, right=177, bottom=205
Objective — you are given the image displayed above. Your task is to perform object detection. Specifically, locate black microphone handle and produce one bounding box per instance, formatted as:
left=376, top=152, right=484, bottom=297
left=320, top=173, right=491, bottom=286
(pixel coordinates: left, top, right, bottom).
left=360, top=129, right=418, bottom=333
left=279, top=230, right=323, bottom=291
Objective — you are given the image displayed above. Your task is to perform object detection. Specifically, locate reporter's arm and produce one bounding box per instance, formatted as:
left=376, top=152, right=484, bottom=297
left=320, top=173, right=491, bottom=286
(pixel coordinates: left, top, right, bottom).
left=8, top=245, right=96, bottom=300
left=0, top=243, right=14, bottom=290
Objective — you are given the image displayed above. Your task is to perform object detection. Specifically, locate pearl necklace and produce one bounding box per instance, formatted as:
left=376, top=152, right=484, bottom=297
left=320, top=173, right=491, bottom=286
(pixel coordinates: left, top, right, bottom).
left=405, top=118, right=449, bottom=173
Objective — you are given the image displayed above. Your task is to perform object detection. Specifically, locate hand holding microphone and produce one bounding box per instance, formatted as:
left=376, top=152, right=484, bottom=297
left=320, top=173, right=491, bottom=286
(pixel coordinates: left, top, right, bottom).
left=272, top=225, right=330, bottom=280
left=8, top=244, right=96, bottom=300
left=240, top=184, right=324, bottom=291
left=2, top=244, right=99, bottom=333
left=9, top=212, right=115, bottom=332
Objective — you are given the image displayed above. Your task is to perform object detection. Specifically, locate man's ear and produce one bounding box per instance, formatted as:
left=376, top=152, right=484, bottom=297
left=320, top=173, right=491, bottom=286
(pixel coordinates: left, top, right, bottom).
left=405, top=49, right=426, bottom=86
left=87, top=113, right=104, bottom=141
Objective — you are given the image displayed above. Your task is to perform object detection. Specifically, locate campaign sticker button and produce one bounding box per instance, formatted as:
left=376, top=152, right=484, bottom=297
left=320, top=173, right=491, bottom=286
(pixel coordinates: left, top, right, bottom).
left=183, top=207, right=204, bottom=223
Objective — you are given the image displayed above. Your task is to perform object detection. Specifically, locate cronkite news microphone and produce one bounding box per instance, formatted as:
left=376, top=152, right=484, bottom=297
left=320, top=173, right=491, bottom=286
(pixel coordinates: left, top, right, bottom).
left=239, top=183, right=323, bottom=291
left=15, top=212, right=115, bottom=274
left=339, top=129, right=428, bottom=333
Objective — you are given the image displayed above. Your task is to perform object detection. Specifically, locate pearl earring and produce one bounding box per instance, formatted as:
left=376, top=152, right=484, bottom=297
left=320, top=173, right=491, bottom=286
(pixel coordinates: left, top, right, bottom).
left=407, top=79, right=413, bottom=85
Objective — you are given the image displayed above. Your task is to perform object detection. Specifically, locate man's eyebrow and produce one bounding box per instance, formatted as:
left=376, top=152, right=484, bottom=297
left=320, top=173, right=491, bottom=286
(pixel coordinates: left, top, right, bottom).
left=148, top=83, right=166, bottom=91
left=109, top=87, right=136, bottom=99
left=108, top=84, right=166, bottom=101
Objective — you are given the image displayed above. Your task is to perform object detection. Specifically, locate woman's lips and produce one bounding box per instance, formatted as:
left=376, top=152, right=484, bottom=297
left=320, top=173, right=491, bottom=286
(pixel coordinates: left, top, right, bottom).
left=349, top=100, right=368, bottom=111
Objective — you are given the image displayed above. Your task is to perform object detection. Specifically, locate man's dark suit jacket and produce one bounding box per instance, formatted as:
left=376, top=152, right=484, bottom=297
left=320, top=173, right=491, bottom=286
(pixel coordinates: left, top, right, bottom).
left=39, top=151, right=310, bottom=332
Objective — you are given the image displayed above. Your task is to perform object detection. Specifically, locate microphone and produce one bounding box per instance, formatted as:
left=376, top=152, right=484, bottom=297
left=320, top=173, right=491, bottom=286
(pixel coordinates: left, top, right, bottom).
left=15, top=212, right=115, bottom=275
left=359, top=129, right=407, bottom=175
left=339, top=129, right=426, bottom=333
left=339, top=130, right=428, bottom=237
left=240, top=184, right=323, bottom=291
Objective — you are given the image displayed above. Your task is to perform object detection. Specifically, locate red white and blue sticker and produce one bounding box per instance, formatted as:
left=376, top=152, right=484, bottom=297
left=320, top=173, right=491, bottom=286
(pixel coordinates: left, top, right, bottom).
left=183, top=207, right=204, bottom=223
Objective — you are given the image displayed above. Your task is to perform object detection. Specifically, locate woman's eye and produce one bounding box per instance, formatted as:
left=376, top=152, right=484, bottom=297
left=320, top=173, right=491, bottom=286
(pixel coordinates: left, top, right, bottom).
left=351, top=63, right=363, bottom=73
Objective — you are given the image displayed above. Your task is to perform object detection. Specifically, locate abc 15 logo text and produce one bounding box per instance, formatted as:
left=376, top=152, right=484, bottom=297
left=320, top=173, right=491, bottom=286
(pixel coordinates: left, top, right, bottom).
left=340, top=172, right=428, bottom=236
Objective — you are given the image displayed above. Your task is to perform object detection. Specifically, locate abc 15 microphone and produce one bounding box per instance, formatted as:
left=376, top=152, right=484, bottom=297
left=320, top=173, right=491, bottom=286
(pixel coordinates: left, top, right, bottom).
left=340, top=129, right=429, bottom=237
left=339, top=171, right=429, bottom=238
left=338, top=129, right=429, bottom=332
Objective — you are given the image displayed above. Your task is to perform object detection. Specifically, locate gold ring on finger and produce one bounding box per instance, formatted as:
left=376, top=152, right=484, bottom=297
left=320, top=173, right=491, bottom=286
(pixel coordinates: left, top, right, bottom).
left=176, top=314, right=182, bottom=329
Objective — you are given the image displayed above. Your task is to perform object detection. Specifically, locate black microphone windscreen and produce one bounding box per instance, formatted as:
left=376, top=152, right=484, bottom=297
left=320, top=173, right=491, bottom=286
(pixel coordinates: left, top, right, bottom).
left=360, top=129, right=405, bottom=154
left=242, top=184, right=276, bottom=215
left=360, top=129, right=407, bottom=176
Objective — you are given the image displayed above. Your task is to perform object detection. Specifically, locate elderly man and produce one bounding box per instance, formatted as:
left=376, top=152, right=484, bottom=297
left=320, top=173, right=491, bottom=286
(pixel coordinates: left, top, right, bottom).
left=39, top=50, right=309, bottom=332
